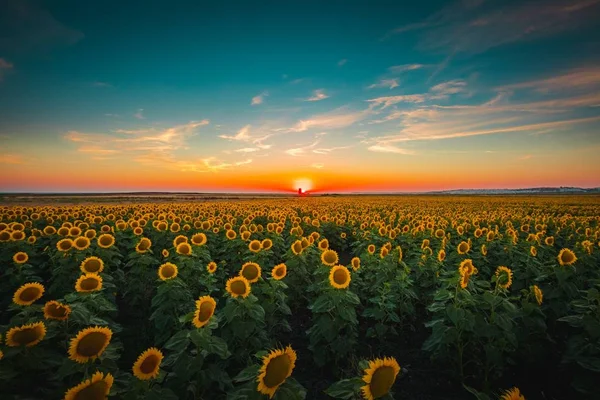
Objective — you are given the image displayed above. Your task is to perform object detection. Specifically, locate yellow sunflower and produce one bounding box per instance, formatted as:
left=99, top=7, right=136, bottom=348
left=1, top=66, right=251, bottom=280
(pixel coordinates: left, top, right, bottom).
left=13, top=251, right=29, bottom=264
left=351, top=257, right=361, bottom=271
left=530, top=246, right=537, bottom=257
left=132, top=347, right=164, bottom=380
left=225, top=276, right=251, bottom=299
left=176, top=242, right=193, bottom=256
left=261, top=238, right=273, bottom=251
left=531, top=285, right=543, bottom=306
left=207, top=261, right=218, bottom=274
left=80, top=256, right=104, bottom=274
left=64, top=371, right=114, bottom=400
left=97, top=234, right=115, bottom=249
left=43, top=300, right=72, bottom=321
left=500, top=387, right=525, bottom=400
left=5, top=322, right=47, bottom=347
left=56, top=238, right=74, bottom=252
left=158, top=262, right=178, bottom=280
left=135, top=237, right=152, bottom=253
left=437, top=249, right=446, bottom=262
left=256, top=345, right=297, bottom=399
left=13, top=282, right=45, bottom=306
left=240, top=262, right=262, bottom=283
left=367, top=244, right=376, bottom=255
left=11, top=230, right=26, bottom=241
left=481, top=244, right=488, bottom=256
left=321, top=249, right=339, bottom=266
left=75, top=273, right=103, bottom=293
left=226, top=229, right=237, bottom=240
left=557, top=248, right=577, bottom=266
left=73, top=236, right=91, bottom=251
left=318, top=239, right=329, bottom=251
left=291, top=240, right=303, bottom=255
left=249, top=239, right=262, bottom=253
left=271, top=263, right=287, bottom=280
left=133, top=226, right=144, bottom=236
left=397, top=246, right=403, bottom=262
left=545, top=236, right=554, bottom=246
left=193, top=296, right=217, bottom=328
left=329, top=265, right=351, bottom=289
left=457, top=241, right=470, bottom=255
left=495, top=266, right=513, bottom=290
left=68, top=326, right=113, bottom=363
left=43, top=226, right=57, bottom=236
left=360, top=357, right=401, bottom=400
left=191, top=233, right=207, bottom=246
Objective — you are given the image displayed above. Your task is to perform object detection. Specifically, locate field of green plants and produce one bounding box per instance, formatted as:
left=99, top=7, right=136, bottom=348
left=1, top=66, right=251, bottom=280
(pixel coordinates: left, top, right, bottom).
left=1, top=196, right=599, bottom=400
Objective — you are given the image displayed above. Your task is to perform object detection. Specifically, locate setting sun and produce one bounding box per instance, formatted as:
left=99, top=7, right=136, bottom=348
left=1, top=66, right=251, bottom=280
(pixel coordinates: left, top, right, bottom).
left=293, top=178, right=313, bottom=193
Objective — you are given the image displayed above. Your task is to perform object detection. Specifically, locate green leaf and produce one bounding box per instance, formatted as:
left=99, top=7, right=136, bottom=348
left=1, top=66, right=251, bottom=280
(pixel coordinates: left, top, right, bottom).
left=233, top=364, right=260, bottom=383
left=324, top=378, right=361, bottom=399
left=309, top=294, right=334, bottom=313
left=164, top=329, right=190, bottom=352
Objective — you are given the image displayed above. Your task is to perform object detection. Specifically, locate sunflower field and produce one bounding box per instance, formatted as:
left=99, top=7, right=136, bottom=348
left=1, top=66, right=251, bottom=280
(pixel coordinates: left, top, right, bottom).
left=1, top=196, right=599, bottom=400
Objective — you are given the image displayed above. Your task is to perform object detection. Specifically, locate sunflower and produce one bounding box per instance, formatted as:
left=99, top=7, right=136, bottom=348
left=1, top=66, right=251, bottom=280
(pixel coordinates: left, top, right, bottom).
left=459, top=259, right=477, bottom=276
left=133, top=226, right=144, bottom=236
left=261, top=238, right=273, bottom=250
left=225, top=276, right=251, bottom=298
left=68, top=326, right=113, bottom=363
left=80, top=256, right=104, bottom=274
left=69, top=227, right=82, bottom=237
left=397, top=246, right=403, bottom=262
left=256, top=346, right=297, bottom=399
left=132, top=347, right=164, bottom=380
left=5, top=322, right=46, bottom=347
left=360, top=357, right=401, bottom=400
left=240, top=262, right=262, bottom=283
left=57, top=238, right=74, bottom=252
left=530, top=246, right=537, bottom=257
left=191, top=233, right=207, bottom=246
left=226, top=229, right=237, bottom=240
left=0, top=230, right=10, bottom=242
left=193, top=296, right=217, bottom=328
left=135, top=237, right=152, bottom=253
left=13, top=251, right=29, bottom=264
left=457, top=241, right=470, bottom=255
left=380, top=247, right=389, bottom=258
left=97, top=234, right=115, bottom=249
left=557, top=248, right=577, bottom=266
left=329, top=265, right=351, bottom=289
left=318, top=239, right=329, bottom=251
left=437, top=249, right=446, bottom=262
left=531, top=285, right=543, bottom=305
left=43, top=226, right=57, bottom=236
left=43, top=300, right=72, bottom=321
left=270, top=263, right=287, bottom=280
left=545, top=236, right=554, bottom=246
left=495, top=266, right=513, bottom=290
left=435, top=229, right=445, bottom=238
left=85, top=229, right=97, bottom=239
left=367, top=244, right=376, bottom=255
left=500, top=387, right=525, bottom=400
left=291, top=240, right=303, bottom=255
left=481, top=244, right=488, bottom=256
left=64, top=371, right=114, bottom=400
left=75, top=273, right=103, bottom=293
left=158, top=262, right=178, bottom=280
left=241, top=231, right=252, bottom=241
left=13, top=282, right=45, bottom=306
left=73, top=236, right=91, bottom=251
left=351, top=257, right=361, bottom=271
left=249, top=240, right=262, bottom=253
left=11, top=230, right=25, bottom=241
left=207, top=261, right=218, bottom=274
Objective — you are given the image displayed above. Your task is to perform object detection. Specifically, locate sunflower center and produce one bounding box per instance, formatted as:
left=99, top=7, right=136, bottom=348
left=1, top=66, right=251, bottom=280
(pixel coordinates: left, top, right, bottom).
left=561, top=252, right=574, bottom=263
left=139, top=240, right=150, bottom=250
left=76, top=332, right=108, bottom=357
left=12, top=327, right=42, bottom=345
left=293, top=243, right=302, bottom=253
left=80, top=277, right=100, bottom=291
left=48, top=303, right=68, bottom=318
left=242, top=265, right=259, bottom=281
left=198, top=301, right=215, bottom=322
left=333, top=269, right=348, bottom=285
left=85, top=260, right=102, bottom=272
left=74, top=380, right=109, bottom=400
left=179, top=245, right=191, bottom=254
left=17, top=254, right=27, bottom=262
left=275, top=268, right=284, bottom=277
left=369, top=366, right=396, bottom=398
left=139, top=355, right=160, bottom=374
left=76, top=238, right=88, bottom=247
left=251, top=242, right=261, bottom=251
left=323, top=252, right=337, bottom=264
left=263, top=354, right=292, bottom=388
left=230, top=280, right=248, bottom=295
left=60, top=241, right=72, bottom=250
left=19, top=287, right=41, bottom=302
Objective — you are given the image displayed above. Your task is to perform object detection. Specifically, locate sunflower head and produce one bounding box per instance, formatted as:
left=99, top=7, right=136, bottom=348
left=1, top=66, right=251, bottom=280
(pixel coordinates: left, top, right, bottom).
left=132, top=348, right=164, bottom=380
left=367, top=244, right=376, bottom=255
left=271, top=263, right=287, bottom=280
left=249, top=240, right=262, bottom=253
left=361, top=357, right=401, bottom=400
left=530, top=246, right=537, bottom=257
left=226, top=229, right=237, bottom=240
left=136, top=237, right=152, bottom=253
left=531, top=285, right=543, bottom=306
left=11, top=230, right=26, bottom=241
left=80, top=256, right=104, bottom=274
left=85, top=229, right=97, bottom=239
left=191, top=233, right=207, bottom=246
left=193, top=296, right=217, bottom=328
left=43, top=300, right=72, bottom=321
left=380, top=247, right=389, bottom=259
left=207, top=261, right=218, bottom=274
left=437, top=249, right=446, bottom=262
left=500, top=387, right=525, bottom=400
left=545, top=236, right=554, bottom=246
left=97, top=234, right=115, bottom=249
left=558, top=248, right=577, bottom=266
left=241, top=231, right=252, bottom=241
left=64, top=371, right=114, bottom=400
left=261, top=238, right=273, bottom=251
left=257, top=346, right=297, bottom=399
left=495, top=266, right=513, bottom=290
left=133, top=226, right=144, bottom=236
left=73, top=236, right=91, bottom=251
left=351, top=257, right=361, bottom=271
left=75, top=273, right=103, bottom=293
left=13, top=251, right=29, bottom=264
left=318, top=239, right=329, bottom=251
left=13, top=282, right=45, bottom=306
left=457, top=241, right=470, bottom=255
left=481, top=244, right=488, bottom=256
left=240, top=262, right=262, bottom=283
left=68, top=326, right=113, bottom=363
left=158, top=262, right=178, bottom=280
left=5, top=322, right=47, bottom=347
left=176, top=242, right=192, bottom=256
left=321, top=249, right=339, bottom=266
left=57, top=238, right=74, bottom=252
left=226, top=276, right=251, bottom=298
left=329, top=265, right=351, bottom=289
left=291, top=240, right=303, bottom=255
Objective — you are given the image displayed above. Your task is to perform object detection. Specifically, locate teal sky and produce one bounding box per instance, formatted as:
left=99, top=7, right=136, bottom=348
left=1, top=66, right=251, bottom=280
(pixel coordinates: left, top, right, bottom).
left=1, top=0, right=600, bottom=192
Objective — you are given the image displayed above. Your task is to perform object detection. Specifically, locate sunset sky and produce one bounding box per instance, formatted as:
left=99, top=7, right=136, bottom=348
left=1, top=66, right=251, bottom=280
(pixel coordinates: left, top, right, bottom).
left=1, top=0, right=600, bottom=193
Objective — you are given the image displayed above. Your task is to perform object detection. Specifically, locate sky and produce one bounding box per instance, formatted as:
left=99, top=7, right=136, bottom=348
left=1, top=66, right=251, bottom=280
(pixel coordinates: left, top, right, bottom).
left=1, top=0, right=600, bottom=193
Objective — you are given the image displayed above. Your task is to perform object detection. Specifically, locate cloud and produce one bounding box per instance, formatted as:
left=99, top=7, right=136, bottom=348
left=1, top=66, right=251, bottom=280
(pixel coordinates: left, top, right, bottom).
left=134, top=109, right=144, bottom=119
left=114, top=128, right=154, bottom=135
left=367, top=144, right=415, bottom=155
left=366, top=95, right=427, bottom=109
left=385, top=0, right=600, bottom=55
left=0, top=58, right=14, bottom=81
left=305, top=89, right=329, bottom=101
left=338, top=59, right=347, bottom=66
left=286, top=106, right=371, bottom=132
left=429, top=79, right=468, bottom=98
left=251, top=91, right=268, bottom=105
left=234, top=147, right=261, bottom=153
left=312, top=163, right=324, bottom=169
left=368, top=79, right=399, bottom=90
left=219, top=125, right=273, bottom=150
left=0, top=153, right=23, bottom=164
left=312, top=145, right=352, bottom=154
left=388, top=64, right=426, bottom=74
left=285, top=139, right=320, bottom=156
left=497, top=67, right=600, bottom=93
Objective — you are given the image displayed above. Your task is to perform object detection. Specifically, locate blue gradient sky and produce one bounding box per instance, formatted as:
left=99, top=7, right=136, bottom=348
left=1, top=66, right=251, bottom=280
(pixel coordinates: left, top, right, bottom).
left=1, top=0, right=600, bottom=192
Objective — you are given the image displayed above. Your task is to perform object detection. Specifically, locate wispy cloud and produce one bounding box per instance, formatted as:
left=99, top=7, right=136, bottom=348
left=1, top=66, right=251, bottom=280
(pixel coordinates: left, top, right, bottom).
left=0, top=153, right=23, bottom=164
left=497, top=67, right=600, bottom=93
left=366, top=95, right=427, bottom=109
left=285, top=139, right=320, bottom=156
left=305, top=89, right=329, bottom=101
left=368, top=79, right=399, bottom=90
left=388, top=64, right=426, bottom=74
left=312, top=163, right=324, bottom=169
left=286, top=106, right=371, bottom=132
left=430, top=79, right=468, bottom=98
left=134, top=109, right=144, bottom=119
left=219, top=125, right=273, bottom=149
left=367, top=144, right=415, bottom=155
left=251, top=91, right=268, bottom=105
left=338, top=59, right=347, bottom=66
left=0, top=58, right=14, bottom=81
